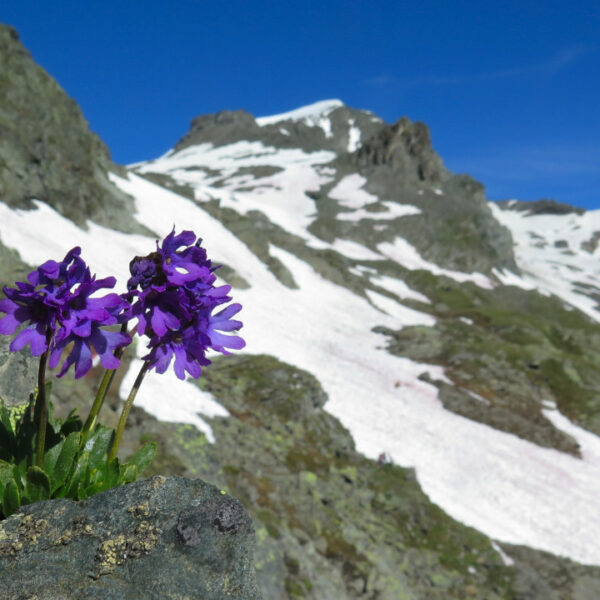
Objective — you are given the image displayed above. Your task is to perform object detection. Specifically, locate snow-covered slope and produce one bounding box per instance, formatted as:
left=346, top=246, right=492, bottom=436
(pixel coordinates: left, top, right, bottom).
left=491, top=201, right=600, bottom=322
left=1, top=99, right=600, bottom=567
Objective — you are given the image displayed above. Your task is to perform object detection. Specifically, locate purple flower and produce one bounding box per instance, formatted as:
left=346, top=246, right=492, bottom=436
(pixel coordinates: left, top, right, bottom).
left=48, top=288, right=130, bottom=379
left=207, top=302, right=245, bottom=354
left=49, top=323, right=130, bottom=379
left=127, top=252, right=164, bottom=291
left=124, top=288, right=191, bottom=338
left=144, top=327, right=212, bottom=380
left=126, top=230, right=245, bottom=380
left=0, top=247, right=86, bottom=355
left=0, top=247, right=131, bottom=378
left=159, top=229, right=213, bottom=286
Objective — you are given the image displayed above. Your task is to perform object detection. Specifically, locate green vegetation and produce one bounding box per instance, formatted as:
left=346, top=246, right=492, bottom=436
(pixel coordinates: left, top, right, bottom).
left=0, top=391, right=154, bottom=518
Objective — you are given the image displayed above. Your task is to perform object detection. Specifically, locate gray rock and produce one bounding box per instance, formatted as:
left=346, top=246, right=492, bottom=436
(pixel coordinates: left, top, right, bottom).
left=0, top=24, right=148, bottom=235
left=355, top=116, right=448, bottom=183
left=497, top=198, right=585, bottom=216
left=0, top=336, right=37, bottom=408
left=0, top=476, right=263, bottom=599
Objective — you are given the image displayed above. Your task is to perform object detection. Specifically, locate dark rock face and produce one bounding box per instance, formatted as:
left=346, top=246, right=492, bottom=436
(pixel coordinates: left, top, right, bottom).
left=497, top=198, right=586, bottom=216
left=0, top=25, right=143, bottom=233
left=175, top=109, right=263, bottom=151
left=0, top=476, right=262, bottom=600
left=355, top=116, right=447, bottom=183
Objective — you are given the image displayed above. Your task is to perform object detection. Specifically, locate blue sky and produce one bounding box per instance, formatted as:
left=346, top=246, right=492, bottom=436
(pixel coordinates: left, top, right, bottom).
left=3, top=1, right=599, bottom=209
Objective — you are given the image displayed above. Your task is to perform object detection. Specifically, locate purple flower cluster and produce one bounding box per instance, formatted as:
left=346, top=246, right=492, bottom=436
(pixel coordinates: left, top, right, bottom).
left=0, top=230, right=244, bottom=382
left=0, top=247, right=130, bottom=378
left=125, top=229, right=245, bottom=380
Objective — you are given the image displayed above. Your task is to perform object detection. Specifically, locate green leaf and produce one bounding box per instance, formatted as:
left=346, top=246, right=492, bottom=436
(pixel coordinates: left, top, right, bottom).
left=64, top=450, right=89, bottom=500
left=88, top=427, right=114, bottom=470
left=25, top=465, right=50, bottom=503
left=125, top=442, right=156, bottom=475
left=0, top=462, right=16, bottom=515
left=42, top=442, right=63, bottom=481
left=120, top=464, right=138, bottom=484
left=14, top=457, right=29, bottom=488
left=82, top=481, right=107, bottom=497
left=0, top=403, right=15, bottom=436
left=105, top=458, right=120, bottom=489
left=0, top=460, right=15, bottom=489
left=52, top=432, right=81, bottom=493
left=3, top=479, right=21, bottom=517
left=0, top=403, right=19, bottom=461
left=87, top=466, right=104, bottom=486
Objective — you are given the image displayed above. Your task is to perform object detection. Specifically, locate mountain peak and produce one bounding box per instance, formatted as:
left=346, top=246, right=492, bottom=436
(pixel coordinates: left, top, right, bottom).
left=255, top=99, right=344, bottom=127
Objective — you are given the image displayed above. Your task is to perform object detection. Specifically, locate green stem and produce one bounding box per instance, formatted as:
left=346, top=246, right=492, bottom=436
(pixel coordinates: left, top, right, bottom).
left=35, top=328, right=52, bottom=467
left=80, top=369, right=117, bottom=441
left=108, top=361, right=149, bottom=462
left=81, top=324, right=129, bottom=443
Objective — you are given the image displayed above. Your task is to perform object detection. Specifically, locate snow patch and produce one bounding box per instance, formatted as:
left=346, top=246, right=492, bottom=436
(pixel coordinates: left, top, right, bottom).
left=378, top=237, right=495, bottom=289
left=256, top=99, right=343, bottom=125
left=491, top=203, right=600, bottom=321
left=366, top=289, right=436, bottom=325
left=329, top=174, right=378, bottom=209
left=256, top=99, right=343, bottom=138
left=326, top=239, right=383, bottom=261
left=120, top=356, right=229, bottom=443
left=371, top=275, right=431, bottom=303
left=134, top=141, right=336, bottom=242
left=329, top=175, right=420, bottom=221
left=347, top=119, right=361, bottom=152
left=491, top=541, right=515, bottom=567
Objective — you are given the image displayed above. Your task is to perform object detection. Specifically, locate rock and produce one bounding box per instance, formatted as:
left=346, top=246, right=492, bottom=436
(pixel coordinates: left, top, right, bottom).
left=355, top=116, right=447, bottom=183
left=0, top=476, right=263, bottom=600
left=497, top=198, right=585, bottom=216
left=175, top=109, right=263, bottom=151
left=0, top=336, right=37, bottom=408
left=0, top=24, right=147, bottom=235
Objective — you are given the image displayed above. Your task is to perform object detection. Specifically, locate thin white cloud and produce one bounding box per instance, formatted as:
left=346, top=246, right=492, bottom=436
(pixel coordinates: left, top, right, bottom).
left=364, top=73, right=399, bottom=86
left=366, top=45, right=593, bottom=87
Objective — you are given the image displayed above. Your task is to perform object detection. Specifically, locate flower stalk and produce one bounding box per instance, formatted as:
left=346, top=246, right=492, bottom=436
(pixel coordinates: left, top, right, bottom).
left=108, top=361, right=149, bottom=462
left=81, top=324, right=129, bottom=443
left=34, top=328, right=52, bottom=466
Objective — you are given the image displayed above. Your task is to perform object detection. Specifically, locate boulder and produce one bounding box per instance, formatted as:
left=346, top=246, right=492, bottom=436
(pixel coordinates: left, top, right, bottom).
left=0, top=475, right=262, bottom=599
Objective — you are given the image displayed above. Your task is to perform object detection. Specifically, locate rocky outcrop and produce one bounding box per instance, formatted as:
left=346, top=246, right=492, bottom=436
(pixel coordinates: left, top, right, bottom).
left=0, top=476, right=262, bottom=600
left=0, top=335, right=37, bottom=408
left=0, top=25, right=144, bottom=233
left=497, top=198, right=586, bottom=216
left=355, top=116, right=448, bottom=183
left=175, top=109, right=262, bottom=151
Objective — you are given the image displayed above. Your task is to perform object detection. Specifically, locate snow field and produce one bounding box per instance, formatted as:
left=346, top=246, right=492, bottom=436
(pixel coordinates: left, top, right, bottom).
left=490, top=203, right=600, bottom=321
